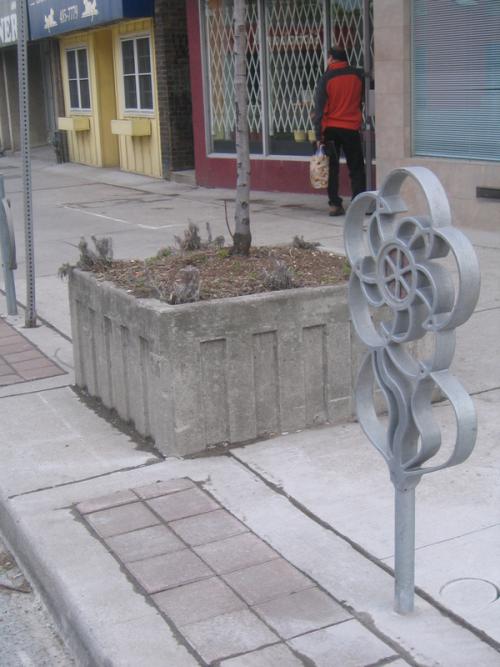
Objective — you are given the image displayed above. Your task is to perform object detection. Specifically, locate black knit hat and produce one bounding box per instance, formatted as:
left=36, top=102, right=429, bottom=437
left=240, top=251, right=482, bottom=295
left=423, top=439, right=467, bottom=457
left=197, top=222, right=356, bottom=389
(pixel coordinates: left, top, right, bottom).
left=328, top=46, right=348, bottom=61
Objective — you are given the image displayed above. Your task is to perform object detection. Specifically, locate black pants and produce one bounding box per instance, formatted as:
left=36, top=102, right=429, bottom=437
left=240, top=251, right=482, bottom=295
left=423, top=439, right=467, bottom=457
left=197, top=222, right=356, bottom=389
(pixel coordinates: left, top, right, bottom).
left=323, top=127, right=366, bottom=207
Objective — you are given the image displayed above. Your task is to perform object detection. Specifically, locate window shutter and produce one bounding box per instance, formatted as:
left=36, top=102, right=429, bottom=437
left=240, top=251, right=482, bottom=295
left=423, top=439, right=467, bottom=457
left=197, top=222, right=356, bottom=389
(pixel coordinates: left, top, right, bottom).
left=412, top=0, right=500, bottom=161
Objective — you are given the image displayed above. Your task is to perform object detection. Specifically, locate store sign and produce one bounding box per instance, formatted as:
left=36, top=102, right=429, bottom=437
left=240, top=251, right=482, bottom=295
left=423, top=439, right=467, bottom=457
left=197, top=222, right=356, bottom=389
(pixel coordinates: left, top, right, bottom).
left=28, top=0, right=153, bottom=40
left=267, top=28, right=322, bottom=52
left=0, top=0, right=17, bottom=46
left=268, top=34, right=321, bottom=50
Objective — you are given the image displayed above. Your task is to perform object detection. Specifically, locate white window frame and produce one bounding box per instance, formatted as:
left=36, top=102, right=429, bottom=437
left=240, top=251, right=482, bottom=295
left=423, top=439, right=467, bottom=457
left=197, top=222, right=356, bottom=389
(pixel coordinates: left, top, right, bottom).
left=120, top=34, right=154, bottom=114
left=66, top=46, right=91, bottom=112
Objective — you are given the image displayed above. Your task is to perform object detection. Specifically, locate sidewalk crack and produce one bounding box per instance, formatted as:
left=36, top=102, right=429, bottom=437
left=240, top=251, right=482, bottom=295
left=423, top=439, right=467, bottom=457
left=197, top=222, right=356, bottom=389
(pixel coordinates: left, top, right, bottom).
left=229, top=452, right=500, bottom=656
left=7, top=460, right=161, bottom=500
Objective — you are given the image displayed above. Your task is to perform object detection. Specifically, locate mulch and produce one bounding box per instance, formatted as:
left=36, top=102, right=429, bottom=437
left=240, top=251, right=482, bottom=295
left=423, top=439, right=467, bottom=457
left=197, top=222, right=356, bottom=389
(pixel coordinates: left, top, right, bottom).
left=90, top=245, right=350, bottom=303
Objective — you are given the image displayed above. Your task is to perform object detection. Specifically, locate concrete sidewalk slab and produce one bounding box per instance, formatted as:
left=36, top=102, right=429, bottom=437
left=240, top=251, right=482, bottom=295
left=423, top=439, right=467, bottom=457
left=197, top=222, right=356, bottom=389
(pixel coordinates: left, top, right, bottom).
left=288, top=619, right=396, bottom=667
left=2, top=454, right=499, bottom=666
left=406, top=524, right=500, bottom=641
left=470, top=245, right=500, bottom=311
left=0, top=385, right=159, bottom=498
left=220, top=644, right=305, bottom=666
left=452, top=307, right=500, bottom=395
left=232, top=389, right=500, bottom=647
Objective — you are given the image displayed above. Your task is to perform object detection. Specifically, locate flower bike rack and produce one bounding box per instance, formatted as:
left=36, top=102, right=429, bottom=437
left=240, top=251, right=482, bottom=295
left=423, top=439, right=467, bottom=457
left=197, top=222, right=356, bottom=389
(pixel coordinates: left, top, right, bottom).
left=344, top=166, right=480, bottom=613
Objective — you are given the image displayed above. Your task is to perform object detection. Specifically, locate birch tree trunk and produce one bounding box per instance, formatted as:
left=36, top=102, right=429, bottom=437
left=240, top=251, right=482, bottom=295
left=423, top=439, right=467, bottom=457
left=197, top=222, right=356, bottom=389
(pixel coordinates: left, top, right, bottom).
left=231, top=0, right=251, bottom=256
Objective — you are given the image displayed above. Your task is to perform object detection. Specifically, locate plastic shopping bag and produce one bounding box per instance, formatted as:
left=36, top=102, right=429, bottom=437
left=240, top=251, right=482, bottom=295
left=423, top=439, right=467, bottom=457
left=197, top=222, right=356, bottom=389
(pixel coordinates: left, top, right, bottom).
left=309, top=146, right=329, bottom=189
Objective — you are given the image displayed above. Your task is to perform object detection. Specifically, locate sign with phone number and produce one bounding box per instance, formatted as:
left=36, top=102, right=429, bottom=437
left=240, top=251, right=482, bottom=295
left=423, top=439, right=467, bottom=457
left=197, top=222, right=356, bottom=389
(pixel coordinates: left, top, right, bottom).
left=27, top=0, right=153, bottom=40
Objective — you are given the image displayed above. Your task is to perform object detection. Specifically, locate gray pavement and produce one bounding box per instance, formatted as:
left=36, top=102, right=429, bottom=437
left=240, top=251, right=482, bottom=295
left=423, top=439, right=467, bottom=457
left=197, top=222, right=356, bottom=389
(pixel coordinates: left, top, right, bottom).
left=0, top=536, right=75, bottom=666
left=0, top=149, right=499, bottom=666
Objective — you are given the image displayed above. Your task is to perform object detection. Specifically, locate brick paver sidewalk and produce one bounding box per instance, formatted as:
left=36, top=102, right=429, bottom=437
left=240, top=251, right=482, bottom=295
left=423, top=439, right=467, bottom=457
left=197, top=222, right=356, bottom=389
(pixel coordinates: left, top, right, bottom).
left=77, top=479, right=401, bottom=666
left=0, top=318, right=66, bottom=385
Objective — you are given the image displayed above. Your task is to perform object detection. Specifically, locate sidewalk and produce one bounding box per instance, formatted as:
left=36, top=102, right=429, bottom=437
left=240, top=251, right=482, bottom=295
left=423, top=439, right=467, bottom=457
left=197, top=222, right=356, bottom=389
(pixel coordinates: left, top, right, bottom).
left=0, top=152, right=499, bottom=666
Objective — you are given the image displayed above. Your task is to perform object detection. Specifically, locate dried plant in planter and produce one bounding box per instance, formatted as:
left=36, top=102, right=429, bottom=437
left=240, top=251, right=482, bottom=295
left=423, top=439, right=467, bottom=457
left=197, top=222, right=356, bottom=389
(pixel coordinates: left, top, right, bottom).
left=292, top=235, right=321, bottom=250
left=58, top=235, right=113, bottom=279
left=60, top=225, right=349, bottom=303
left=174, top=222, right=202, bottom=252
left=169, top=265, right=201, bottom=304
left=143, top=261, right=170, bottom=302
left=205, top=222, right=225, bottom=249
left=174, top=222, right=225, bottom=253
left=262, top=259, right=297, bottom=291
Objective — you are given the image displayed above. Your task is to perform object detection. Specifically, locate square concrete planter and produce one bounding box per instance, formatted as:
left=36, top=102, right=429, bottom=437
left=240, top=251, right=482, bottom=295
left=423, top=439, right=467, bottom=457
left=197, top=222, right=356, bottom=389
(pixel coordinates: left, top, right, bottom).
left=69, top=269, right=364, bottom=457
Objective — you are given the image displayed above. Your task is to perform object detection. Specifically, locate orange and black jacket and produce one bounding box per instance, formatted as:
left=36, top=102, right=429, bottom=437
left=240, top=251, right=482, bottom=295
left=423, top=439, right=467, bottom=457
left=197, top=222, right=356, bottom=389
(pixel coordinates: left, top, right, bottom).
left=313, top=61, right=364, bottom=141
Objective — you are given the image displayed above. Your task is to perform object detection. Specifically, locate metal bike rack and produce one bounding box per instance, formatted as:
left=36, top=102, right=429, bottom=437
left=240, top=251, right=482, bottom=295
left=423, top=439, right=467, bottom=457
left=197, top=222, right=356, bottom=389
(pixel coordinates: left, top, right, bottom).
left=345, top=166, right=480, bottom=613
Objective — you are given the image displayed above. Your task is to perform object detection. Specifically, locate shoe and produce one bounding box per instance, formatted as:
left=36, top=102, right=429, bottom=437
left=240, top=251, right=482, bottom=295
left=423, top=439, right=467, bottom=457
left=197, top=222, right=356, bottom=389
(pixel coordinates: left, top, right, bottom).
left=329, top=205, right=345, bottom=217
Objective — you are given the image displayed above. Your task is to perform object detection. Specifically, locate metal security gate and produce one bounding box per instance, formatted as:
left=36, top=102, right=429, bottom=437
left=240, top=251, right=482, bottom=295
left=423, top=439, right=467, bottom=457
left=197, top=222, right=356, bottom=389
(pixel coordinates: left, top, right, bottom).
left=264, top=0, right=324, bottom=153
left=203, top=0, right=262, bottom=151
left=201, top=0, right=374, bottom=161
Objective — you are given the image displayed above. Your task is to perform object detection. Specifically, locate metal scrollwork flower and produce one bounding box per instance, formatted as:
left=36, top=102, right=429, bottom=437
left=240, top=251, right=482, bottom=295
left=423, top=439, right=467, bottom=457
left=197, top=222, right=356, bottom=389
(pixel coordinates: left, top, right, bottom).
left=344, top=167, right=481, bottom=613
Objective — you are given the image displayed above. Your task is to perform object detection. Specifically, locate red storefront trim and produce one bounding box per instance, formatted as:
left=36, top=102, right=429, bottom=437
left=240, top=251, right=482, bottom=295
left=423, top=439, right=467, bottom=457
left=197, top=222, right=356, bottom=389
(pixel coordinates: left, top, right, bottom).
left=185, top=0, right=372, bottom=195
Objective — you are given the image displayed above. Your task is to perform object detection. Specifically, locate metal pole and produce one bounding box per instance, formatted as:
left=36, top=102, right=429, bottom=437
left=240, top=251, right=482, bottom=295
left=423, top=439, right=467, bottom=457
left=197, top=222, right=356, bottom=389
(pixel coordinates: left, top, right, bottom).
left=394, top=485, right=415, bottom=614
left=345, top=167, right=480, bottom=616
left=257, top=0, right=270, bottom=156
left=0, top=176, right=17, bottom=315
left=2, top=50, right=15, bottom=151
left=362, top=0, right=372, bottom=190
left=323, top=0, right=331, bottom=63
left=16, top=0, right=36, bottom=327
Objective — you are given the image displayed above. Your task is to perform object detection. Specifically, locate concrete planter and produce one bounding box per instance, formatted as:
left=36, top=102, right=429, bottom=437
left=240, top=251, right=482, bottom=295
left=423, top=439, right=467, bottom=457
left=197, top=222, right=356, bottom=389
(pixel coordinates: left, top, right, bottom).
left=69, top=269, right=364, bottom=457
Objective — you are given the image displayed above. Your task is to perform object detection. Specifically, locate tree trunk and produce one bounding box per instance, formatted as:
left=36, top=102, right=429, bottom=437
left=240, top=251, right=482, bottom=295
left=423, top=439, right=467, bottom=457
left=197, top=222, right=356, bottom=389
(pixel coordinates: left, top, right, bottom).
left=231, top=0, right=251, bottom=256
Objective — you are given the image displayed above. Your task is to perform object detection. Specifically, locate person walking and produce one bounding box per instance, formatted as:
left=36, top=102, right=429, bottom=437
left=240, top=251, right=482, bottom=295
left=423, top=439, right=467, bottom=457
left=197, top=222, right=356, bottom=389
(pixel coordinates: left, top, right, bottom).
left=313, top=46, right=366, bottom=217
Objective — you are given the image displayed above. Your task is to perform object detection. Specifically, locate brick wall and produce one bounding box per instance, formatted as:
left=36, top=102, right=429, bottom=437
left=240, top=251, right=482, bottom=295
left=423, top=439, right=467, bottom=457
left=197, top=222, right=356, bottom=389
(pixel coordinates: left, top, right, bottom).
left=154, top=0, right=194, bottom=177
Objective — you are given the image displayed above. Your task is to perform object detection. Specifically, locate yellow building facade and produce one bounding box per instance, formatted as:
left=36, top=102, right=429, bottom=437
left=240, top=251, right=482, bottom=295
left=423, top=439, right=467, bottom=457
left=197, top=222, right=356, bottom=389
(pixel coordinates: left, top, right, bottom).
left=57, top=18, right=162, bottom=178
left=111, top=19, right=162, bottom=177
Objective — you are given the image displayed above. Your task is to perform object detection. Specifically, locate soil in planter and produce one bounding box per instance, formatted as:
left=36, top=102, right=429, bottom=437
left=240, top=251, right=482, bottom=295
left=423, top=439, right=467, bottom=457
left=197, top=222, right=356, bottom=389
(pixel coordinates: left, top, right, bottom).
left=90, top=245, right=350, bottom=302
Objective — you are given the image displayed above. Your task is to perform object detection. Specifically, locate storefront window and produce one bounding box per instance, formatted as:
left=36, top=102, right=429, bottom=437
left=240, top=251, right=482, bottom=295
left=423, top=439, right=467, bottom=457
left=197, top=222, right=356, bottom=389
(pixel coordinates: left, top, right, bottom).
left=121, top=36, right=153, bottom=111
left=204, top=0, right=262, bottom=153
left=266, top=0, right=324, bottom=156
left=331, top=1, right=365, bottom=68
left=201, top=0, right=372, bottom=157
left=412, top=0, right=500, bottom=161
left=67, top=48, right=91, bottom=111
